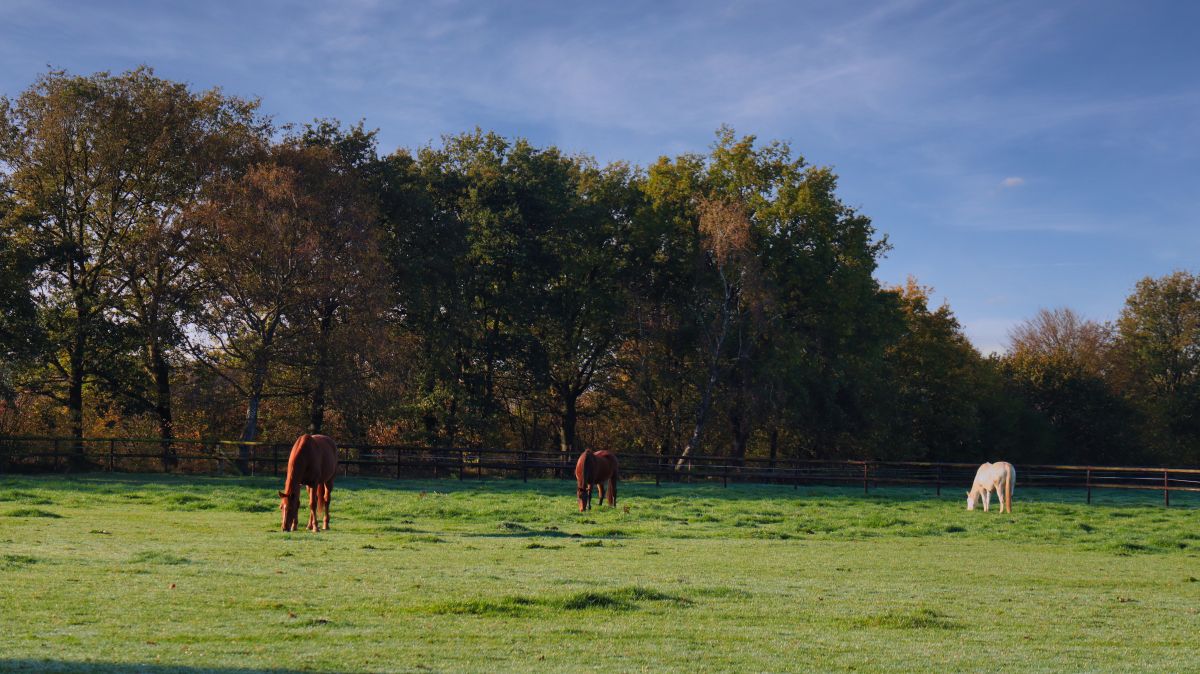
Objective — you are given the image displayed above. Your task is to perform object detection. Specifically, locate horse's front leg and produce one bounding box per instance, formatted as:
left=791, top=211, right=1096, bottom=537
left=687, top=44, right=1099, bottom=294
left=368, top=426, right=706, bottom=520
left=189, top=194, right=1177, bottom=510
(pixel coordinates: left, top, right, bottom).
left=307, top=486, right=319, bottom=532
left=983, top=489, right=991, bottom=512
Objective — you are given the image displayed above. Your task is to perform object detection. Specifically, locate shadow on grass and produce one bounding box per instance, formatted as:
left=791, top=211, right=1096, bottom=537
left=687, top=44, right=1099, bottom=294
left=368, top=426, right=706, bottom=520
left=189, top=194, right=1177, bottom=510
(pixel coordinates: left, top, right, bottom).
left=0, top=661, right=352, bottom=674
left=472, top=530, right=580, bottom=539
left=417, top=585, right=690, bottom=616
left=3, top=472, right=1198, bottom=509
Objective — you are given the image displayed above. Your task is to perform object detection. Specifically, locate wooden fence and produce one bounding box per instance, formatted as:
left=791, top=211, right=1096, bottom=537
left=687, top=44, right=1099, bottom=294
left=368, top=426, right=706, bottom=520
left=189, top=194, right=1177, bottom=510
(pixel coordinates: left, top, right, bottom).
left=2, top=435, right=1200, bottom=505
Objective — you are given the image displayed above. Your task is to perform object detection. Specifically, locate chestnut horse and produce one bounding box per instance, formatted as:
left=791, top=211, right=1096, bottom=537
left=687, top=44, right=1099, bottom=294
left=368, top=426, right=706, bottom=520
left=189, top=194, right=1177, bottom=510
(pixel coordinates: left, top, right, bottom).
left=575, top=449, right=618, bottom=512
left=278, top=434, right=337, bottom=532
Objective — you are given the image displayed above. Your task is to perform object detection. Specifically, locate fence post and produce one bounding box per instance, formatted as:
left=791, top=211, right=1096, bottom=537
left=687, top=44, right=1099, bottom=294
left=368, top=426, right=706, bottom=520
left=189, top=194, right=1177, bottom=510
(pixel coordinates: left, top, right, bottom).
left=396, top=447, right=402, bottom=480
left=863, top=463, right=869, bottom=495
left=935, top=465, right=941, bottom=496
left=108, top=439, right=115, bottom=473
left=459, top=449, right=465, bottom=481
left=1164, top=470, right=1170, bottom=507
left=655, top=457, right=661, bottom=487
left=273, top=444, right=279, bottom=477
left=521, top=451, right=528, bottom=483
left=722, top=461, right=728, bottom=488
left=1086, top=468, right=1092, bottom=504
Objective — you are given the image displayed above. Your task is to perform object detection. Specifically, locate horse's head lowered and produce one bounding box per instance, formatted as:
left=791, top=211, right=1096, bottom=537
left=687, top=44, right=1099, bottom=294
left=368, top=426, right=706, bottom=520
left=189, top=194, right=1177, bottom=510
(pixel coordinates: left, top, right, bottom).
left=965, top=488, right=978, bottom=511
left=575, top=450, right=593, bottom=512
left=279, top=490, right=300, bottom=531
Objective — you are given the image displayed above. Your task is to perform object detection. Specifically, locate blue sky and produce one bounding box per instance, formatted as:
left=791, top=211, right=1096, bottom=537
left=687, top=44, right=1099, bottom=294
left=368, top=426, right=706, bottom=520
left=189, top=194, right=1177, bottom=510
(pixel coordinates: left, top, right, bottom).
left=4, top=0, right=1199, bottom=352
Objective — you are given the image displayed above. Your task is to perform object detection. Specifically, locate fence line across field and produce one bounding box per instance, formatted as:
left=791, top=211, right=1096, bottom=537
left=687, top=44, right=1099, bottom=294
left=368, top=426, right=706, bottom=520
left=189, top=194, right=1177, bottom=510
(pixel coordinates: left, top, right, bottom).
left=2, top=435, right=1199, bottom=506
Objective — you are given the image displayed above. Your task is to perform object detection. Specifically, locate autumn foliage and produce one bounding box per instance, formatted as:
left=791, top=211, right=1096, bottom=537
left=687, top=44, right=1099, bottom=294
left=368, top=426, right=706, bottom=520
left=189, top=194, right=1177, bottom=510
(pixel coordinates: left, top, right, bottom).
left=2, top=69, right=1198, bottom=466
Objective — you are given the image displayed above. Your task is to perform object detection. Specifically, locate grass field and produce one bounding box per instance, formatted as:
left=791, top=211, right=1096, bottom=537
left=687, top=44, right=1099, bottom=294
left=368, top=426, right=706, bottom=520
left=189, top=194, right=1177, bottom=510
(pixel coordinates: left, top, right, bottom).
left=1, top=473, right=1198, bottom=673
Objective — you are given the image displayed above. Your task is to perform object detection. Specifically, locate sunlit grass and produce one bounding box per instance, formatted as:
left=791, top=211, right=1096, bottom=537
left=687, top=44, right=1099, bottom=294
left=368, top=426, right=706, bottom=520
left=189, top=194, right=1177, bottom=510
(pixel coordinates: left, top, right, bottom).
left=0, top=473, right=1198, bottom=672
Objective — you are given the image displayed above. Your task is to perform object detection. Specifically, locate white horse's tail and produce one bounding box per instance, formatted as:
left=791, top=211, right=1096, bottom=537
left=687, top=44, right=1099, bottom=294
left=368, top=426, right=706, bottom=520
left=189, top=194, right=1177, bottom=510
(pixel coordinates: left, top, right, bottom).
left=1006, top=464, right=1015, bottom=513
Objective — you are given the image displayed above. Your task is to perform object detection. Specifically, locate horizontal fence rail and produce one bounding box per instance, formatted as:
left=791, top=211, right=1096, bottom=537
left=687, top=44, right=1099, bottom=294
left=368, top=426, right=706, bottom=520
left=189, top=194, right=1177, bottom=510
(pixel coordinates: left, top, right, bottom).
left=2, top=435, right=1199, bottom=505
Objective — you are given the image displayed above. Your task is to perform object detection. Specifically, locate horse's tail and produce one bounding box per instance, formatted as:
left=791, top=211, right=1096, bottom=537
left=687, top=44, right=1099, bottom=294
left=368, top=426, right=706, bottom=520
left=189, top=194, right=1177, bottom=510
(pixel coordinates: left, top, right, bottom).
left=1006, top=464, right=1015, bottom=513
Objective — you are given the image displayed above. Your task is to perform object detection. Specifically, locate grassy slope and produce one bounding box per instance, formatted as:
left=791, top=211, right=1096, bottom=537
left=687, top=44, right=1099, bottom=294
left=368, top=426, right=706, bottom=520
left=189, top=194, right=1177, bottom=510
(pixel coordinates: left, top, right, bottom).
left=1, top=474, right=1198, bottom=673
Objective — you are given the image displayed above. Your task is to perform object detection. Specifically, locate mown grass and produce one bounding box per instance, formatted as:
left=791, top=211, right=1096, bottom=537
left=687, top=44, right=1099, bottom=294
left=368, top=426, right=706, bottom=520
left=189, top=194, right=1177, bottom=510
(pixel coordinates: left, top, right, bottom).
left=0, top=473, right=1197, bottom=672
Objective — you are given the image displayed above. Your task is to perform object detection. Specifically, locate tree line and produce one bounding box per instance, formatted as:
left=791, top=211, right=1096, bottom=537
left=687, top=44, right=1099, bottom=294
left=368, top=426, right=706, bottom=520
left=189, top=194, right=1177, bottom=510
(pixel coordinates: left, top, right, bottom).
left=1, top=68, right=1197, bottom=467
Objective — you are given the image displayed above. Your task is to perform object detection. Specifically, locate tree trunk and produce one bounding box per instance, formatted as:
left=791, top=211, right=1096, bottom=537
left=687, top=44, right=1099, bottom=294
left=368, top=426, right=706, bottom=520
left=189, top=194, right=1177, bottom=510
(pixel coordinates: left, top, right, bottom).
left=420, top=371, right=438, bottom=447
left=68, top=328, right=86, bottom=466
left=769, top=427, right=779, bottom=470
left=445, top=397, right=458, bottom=448
left=676, top=283, right=735, bottom=471
left=559, top=389, right=578, bottom=455
left=239, top=360, right=266, bottom=473
left=676, top=360, right=719, bottom=470
left=308, top=304, right=336, bottom=435
left=239, top=392, right=260, bottom=474
left=730, top=409, right=750, bottom=466
left=309, top=378, right=327, bottom=435
left=150, top=342, right=175, bottom=470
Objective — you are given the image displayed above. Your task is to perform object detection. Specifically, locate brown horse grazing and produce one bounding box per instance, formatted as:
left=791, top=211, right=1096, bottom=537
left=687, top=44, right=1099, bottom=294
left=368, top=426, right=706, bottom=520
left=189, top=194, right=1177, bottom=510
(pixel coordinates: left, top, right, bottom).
left=278, top=434, right=337, bottom=532
left=575, top=449, right=618, bottom=512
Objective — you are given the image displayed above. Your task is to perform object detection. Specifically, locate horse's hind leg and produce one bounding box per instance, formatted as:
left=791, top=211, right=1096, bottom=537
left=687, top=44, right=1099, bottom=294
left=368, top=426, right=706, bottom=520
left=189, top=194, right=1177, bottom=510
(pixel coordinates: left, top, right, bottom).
left=321, top=482, right=332, bottom=530
left=608, top=478, right=617, bottom=507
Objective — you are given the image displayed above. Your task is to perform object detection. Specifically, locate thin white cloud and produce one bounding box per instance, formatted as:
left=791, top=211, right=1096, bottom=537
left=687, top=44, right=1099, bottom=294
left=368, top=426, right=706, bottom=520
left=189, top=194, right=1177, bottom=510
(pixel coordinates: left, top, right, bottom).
left=1000, top=176, right=1025, bottom=188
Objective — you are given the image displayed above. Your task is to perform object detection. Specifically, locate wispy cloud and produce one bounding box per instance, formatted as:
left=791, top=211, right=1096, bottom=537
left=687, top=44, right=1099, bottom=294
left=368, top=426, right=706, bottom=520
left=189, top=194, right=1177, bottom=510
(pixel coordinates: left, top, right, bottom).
left=1000, top=176, right=1025, bottom=188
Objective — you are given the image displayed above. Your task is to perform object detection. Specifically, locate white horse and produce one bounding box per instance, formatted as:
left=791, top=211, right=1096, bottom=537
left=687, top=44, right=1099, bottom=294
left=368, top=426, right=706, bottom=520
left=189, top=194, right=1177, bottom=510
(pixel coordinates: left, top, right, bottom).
left=966, top=461, right=1015, bottom=513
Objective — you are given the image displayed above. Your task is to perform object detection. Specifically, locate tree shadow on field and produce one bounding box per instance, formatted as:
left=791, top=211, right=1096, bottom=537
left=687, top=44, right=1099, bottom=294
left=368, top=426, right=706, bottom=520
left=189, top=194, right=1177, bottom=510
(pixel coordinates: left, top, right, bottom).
left=366, top=476, right=1200, bottom=508
left=335, top=476, right=916, bottom=503
left=5, top=472, right=1196, bottom=509
left=0, top=473, right=283, bottom=494
left=0, top=661, right=353, bottom=674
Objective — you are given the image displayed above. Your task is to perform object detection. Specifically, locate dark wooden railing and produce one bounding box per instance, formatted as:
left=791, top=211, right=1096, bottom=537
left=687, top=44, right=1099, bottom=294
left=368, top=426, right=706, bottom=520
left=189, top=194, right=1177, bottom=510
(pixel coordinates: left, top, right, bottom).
left=2, top=435, right=1199, bottom=505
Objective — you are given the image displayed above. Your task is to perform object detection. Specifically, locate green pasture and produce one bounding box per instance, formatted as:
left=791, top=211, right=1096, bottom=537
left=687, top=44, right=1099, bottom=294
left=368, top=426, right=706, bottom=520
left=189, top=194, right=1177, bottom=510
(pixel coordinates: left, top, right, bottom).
left=1, top=474, right=1198, bottom=673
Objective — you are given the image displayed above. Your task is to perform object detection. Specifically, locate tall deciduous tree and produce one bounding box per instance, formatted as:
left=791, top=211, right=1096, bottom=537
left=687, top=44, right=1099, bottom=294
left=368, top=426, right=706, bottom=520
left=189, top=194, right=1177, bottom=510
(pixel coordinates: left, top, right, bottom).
left=191, top=145, right=327, bottom=466
left=645, top=128, right=894, bottom=467
left=883, top=279, right=985, bottom=461
left=111, top=77, right=262, bottom=465
left=1113, top=272, right=1200, bottom=463
left=1001, top=307, right=1133, bottom=464
left=1008, top=307, right=1110, bottom=376
left=500, top=157, right=643, bottom=456
left=290, top=122, right=385, bottom=435
left=0, top=69, right=184, bottom=451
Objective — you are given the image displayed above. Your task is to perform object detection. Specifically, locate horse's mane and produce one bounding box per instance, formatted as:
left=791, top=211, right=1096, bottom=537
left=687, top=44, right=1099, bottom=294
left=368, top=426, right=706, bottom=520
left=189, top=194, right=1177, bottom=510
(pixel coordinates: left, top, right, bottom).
left=282, top=434, right=311, bottom=497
